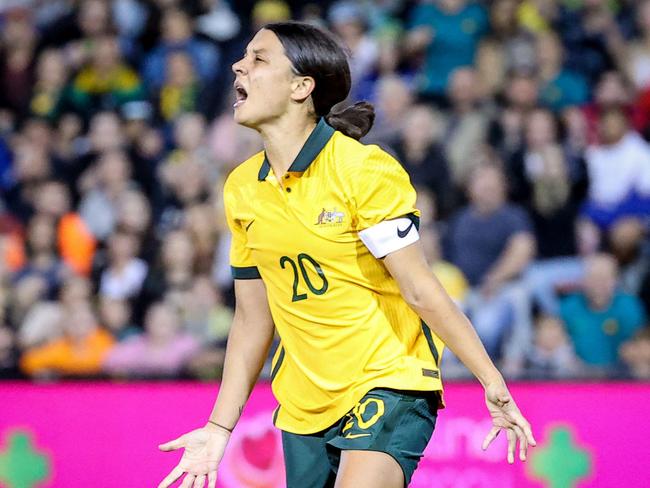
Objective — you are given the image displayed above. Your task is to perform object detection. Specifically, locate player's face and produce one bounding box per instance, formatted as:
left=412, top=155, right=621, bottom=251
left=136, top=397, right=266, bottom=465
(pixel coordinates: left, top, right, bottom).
left=231, top=29, right=296, bottom=128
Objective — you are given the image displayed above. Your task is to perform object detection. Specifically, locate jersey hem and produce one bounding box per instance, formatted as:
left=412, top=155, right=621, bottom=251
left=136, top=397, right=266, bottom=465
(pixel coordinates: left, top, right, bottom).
left=273, top=378, right=444, bottom=435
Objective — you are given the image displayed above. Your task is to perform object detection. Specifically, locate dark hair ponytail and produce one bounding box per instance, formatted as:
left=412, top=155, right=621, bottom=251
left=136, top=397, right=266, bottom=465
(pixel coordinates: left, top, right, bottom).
left=264, top=21, right=375, bottom=140
left=325, top=101, right=375, bottom=140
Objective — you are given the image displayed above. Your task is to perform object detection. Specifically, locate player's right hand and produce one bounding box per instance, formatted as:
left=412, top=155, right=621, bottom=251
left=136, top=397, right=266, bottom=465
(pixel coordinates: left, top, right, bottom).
left=157, top=424, right=230, bottom=488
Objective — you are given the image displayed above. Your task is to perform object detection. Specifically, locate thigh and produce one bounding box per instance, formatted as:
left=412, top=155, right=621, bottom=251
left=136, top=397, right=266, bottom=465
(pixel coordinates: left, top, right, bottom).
left=328, top=389, right=438, bottom=487
left=282, top=428, right=338, bottom=488
left=334, top=450, right=404, bottom=488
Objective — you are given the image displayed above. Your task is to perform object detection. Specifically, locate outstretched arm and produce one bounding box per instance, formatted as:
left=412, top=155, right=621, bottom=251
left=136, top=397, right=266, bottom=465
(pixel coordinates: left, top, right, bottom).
left=207, top=278, right=275, bottom=429
left=157, top=278, right=275, bottom=488
left=383, top=241, right=536, bottom=463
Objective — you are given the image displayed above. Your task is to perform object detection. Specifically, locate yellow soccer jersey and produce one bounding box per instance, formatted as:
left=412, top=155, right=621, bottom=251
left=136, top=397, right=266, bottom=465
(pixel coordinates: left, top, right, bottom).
left=224, top=119, right=445, bottom=434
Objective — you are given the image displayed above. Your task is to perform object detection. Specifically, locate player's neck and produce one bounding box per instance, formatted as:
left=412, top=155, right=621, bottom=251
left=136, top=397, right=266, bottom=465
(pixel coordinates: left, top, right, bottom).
left=259, top=115, right=317, bottom=179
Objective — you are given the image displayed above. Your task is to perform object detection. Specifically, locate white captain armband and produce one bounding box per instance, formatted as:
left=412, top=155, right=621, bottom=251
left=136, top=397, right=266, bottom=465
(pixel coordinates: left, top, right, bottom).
left=359, top=217, right=419, bottom=259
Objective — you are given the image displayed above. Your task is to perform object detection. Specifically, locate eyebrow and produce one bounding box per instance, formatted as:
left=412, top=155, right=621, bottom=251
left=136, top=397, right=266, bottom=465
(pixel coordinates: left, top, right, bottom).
left=244, top=47, right=269, bottom=56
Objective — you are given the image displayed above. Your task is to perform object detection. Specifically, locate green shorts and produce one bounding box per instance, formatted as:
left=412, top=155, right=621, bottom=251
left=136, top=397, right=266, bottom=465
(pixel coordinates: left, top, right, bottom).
left=281, top=388, right=439, bottom=488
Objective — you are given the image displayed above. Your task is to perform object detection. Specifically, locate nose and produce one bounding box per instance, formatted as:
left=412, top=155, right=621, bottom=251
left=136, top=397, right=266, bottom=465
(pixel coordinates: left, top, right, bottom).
left=232, top=57, right=246, bottom=76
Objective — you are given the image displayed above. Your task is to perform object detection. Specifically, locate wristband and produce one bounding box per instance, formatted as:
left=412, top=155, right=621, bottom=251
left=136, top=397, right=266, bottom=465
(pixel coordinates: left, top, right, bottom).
left=207, top=420, right=234, bottom=433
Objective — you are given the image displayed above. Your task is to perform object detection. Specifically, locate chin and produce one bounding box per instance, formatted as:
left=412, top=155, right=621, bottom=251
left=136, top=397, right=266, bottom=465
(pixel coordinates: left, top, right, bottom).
left=233, top=109, right=261, bottom=130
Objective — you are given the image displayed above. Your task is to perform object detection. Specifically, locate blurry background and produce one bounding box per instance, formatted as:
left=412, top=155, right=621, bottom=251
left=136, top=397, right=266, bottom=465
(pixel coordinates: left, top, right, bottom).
left=0, top=1, right=649, bottom=486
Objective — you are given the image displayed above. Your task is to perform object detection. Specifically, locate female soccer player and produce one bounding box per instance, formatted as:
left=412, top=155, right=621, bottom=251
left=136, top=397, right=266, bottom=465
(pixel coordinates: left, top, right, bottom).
left=158, top=22, right=535, bottom=488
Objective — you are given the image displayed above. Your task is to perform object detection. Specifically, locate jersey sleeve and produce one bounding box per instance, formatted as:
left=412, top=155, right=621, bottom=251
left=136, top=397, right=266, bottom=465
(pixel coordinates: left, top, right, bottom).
left=353, top=147, right=421, bottom=258
left=223, top=177, right=261, bottom=280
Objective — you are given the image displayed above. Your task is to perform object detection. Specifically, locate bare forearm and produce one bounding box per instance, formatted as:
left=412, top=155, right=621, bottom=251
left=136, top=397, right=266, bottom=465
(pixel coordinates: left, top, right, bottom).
left=207, top=314, right=274, bottom=429
left=412, top=291, right=503, bottom=387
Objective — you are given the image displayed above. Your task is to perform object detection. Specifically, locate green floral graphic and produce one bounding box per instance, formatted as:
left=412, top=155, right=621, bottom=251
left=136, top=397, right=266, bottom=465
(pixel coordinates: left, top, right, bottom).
left=0, top=430, right=51, bottom=488
left=529, top=425, right=593, bottom=488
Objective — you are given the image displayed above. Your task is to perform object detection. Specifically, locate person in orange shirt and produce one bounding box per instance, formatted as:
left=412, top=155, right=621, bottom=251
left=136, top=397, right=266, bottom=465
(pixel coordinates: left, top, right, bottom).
left=20, top=300, right=114, bottom=378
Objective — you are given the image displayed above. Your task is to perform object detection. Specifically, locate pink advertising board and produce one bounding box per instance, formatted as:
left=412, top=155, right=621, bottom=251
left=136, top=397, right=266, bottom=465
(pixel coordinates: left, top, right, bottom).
left=1, top=382, right=648, bottom=487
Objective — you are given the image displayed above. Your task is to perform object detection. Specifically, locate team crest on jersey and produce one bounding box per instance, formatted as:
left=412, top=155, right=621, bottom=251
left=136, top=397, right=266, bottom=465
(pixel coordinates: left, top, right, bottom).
left=315, top=207, right=345, bottom=226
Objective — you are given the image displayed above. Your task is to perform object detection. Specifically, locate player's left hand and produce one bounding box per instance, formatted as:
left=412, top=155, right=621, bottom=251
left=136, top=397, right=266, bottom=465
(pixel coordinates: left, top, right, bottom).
left=481, top=381, right=536, bottom=464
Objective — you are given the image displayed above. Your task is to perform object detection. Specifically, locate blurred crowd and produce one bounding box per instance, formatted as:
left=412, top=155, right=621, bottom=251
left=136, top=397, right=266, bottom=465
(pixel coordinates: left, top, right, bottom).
left=0, top=0, right=649, bottom=382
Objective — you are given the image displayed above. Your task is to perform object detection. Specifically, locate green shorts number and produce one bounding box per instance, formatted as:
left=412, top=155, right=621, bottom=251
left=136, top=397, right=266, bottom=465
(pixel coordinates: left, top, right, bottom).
left=282, top=388, right=439, bottom=487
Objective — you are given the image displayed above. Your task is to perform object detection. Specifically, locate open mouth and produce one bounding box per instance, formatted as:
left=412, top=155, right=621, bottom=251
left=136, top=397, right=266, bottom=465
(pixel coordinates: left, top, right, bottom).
left=234, top=82, right=248, bottom=108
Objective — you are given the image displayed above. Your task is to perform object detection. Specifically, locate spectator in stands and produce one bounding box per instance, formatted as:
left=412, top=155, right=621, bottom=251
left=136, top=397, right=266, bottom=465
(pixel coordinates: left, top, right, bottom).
left=139, top=230, right=196, bottom=313
left=554, top=0, right=627, bottom=86
left=536, top=32, right=590, bottom=112
left=392, top=105, right=453, bottom=219
left=29, top=49, right=70, bottom=121
left=182, top=275, right=233, bottom=344
left=98, top=296, right=139, bottom=341
left=407, top=0, right=488, bottom=103
left=16, top=301, right=63, bottom=352
left=355, top=33, right=418, bottom=105
left=582, top=108, right=650, bottom=235
left=476, top=0, right=535, bottom=98
left=10, top=268, right=50, bottom=326
left=488, top=73, right=539, bottom=164
left=34, top=181, right=96, bottom=276
left=621, top=0, right=650, bottom=90
left=51, top=113, right=85, bottom=168
left=103, top=301, right=199, bottom=378
left=251, top=0, right=291, bottom=31
left=121, top=100, right=154, bottom=147
left=99, top=229, right=148, bottom=301
left=183, top=203, right=219, bottom=272
left=328, top=1, right=379, bottom=100
left=195, top=0, right=241, bottom=44
left=3, top=140, right=53, bottom=223
left=626, top=2, right=650, bottom=139
left=13, top=215, right=65, bottom=299
left=69, top=33, right=145, bottom=117
left=444, top=67, right=490, bottom=186
left=364, top=75, right=414, bottom=147
left=516, top=0, right=557, bottom=35
left=582, top=70, right=641, bottom=145
left=446, top=162, right=535, bottom=373
left=560, top=253, right=646, bottom=370
left=40, top=0, right=112, bottom=55
left=525, top=314, right=582, bottom=379
left=165, top=113, right=212, bottom=170
left=79, top=149, right=137, bottom=240
left=20, top=299, right=114, bottom=378
left=520, top=126, right=590, bottom=315
left=114, top=189, right=156, bottom=257
left=157, top=51, right=205, bottom=122
left=142, top=7, right=220, bottom=91
left=508, top=108, right=588, bottom=259
left=58, top=273, right=92, bottom=309
left=0, top=6, right=39, bottom=119
left=157, top=158, right=211, bottom=234
left=57, top=111, right=127, bottom=192
left=183, top=276, right=233, bottom=380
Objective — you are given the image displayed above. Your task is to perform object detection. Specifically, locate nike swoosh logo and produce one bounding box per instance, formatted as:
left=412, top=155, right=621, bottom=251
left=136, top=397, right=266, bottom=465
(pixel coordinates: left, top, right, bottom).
left=344, top=433, right=371, bottom=439
left=397, top=220, right=414, bottom=238
left=245, top=220, right=255, bottom=231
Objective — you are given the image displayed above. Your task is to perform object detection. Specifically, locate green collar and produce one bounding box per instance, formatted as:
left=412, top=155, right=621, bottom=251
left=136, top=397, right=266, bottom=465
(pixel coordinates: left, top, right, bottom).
left=257, top=118, right=335, bottom=181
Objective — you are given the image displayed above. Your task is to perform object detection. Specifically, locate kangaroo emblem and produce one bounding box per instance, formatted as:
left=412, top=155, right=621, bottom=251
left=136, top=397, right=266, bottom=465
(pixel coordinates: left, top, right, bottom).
left=316, top=207, right=344, bottom=225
